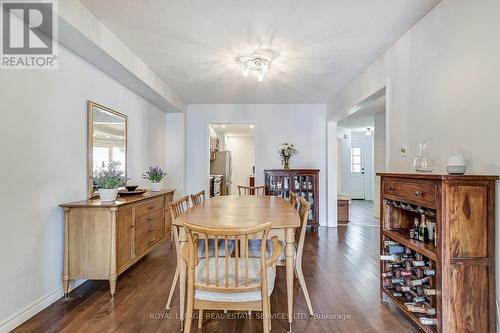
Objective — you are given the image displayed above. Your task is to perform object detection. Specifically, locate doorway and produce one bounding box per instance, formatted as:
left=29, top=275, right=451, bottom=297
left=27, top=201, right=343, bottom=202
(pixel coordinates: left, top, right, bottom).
left=350, top=143, right=365, bottom=199
left=337, top=91, right=386, bottom=220
left=208, top=123, right=256, bottom=197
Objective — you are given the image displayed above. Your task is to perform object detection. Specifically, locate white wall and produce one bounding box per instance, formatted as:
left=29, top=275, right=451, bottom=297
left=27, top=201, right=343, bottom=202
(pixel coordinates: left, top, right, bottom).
left=373, top=112, right=386, bottom=218
left=225, top=135, right=256, bottom=195
left=0, top=45, right=170, bottom=332
left=165, top=113, right=186, bottom=198
left=186, top=104, right=328, bottom=225
left=328, top=0, right=500, bottom=325
left=336, top=126, right=351, bottom=195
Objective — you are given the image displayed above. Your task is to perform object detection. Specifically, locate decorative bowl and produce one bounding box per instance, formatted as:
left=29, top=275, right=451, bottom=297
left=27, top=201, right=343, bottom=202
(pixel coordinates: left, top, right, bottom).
left=446, top=165, right=466, bottom=175
left=125, top=185, right=139, bottom=192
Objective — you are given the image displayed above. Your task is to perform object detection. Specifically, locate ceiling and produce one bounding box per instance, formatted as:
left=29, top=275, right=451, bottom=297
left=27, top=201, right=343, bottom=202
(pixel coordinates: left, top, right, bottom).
left=81, top=0, right=440, bottom=104
left=338, top=95, right=385, bottom=130
left=210, top=123, right=256, bottom=137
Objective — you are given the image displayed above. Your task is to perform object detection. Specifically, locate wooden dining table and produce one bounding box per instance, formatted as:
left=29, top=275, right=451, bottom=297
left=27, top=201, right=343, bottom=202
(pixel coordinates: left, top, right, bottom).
left=173, top=195, right=300, bottom=330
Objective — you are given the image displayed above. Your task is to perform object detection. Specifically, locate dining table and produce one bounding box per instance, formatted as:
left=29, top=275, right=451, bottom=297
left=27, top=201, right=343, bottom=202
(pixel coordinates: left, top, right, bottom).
left=173, top=194, right=300, bottom=331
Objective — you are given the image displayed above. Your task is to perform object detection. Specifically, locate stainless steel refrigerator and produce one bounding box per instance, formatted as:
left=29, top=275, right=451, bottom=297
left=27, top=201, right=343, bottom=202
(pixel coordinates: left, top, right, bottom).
left=210, top=151, right=232, bottom=195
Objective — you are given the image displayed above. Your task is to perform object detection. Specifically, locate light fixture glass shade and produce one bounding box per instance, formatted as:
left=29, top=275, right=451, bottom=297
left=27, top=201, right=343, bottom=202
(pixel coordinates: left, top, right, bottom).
left=242, top=67, right=249, bottom=77
left=262, top=63, right=269, bottom=73
left=258, top=72, right=264, bottom=82
left=365, top=128, right=372, bottom=136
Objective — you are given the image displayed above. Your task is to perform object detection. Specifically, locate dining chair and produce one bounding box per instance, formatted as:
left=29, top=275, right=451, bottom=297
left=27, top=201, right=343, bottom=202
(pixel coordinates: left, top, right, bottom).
left=165, top=195, right=190, bottom=311
left=166, top=192, right=235, bottom=312
left=238, top=185, right=265, bottom=196
left=246, top=196, right=314, bottom=316
left=190, top=190, right=205, bottom=206
left=289, top=191, right=299, bottom=210
left=181, top=222, right=282, bottom=333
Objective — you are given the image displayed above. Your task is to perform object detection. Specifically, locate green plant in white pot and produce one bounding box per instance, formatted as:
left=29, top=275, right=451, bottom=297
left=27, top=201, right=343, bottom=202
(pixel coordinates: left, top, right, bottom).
left=94, top=161, right=126, bottom=202
left=143, top=166, right=166, bottom=192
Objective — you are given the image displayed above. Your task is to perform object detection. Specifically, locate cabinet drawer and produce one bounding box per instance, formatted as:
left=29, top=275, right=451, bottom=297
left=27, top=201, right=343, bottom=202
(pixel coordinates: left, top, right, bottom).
left=135, top=208, right=163, bottom=230
left=135, top=219, right=164, bottom=256
left=135, top=197, right=164, bottom=218
left=383, top=179, right=436, bottom=207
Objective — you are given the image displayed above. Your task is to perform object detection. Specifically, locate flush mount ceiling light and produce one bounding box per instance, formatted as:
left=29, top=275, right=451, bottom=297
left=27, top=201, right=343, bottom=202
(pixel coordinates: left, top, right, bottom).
left=365, top=127, right=372, bottom=136
left=235, top=49, right=279, bottom=82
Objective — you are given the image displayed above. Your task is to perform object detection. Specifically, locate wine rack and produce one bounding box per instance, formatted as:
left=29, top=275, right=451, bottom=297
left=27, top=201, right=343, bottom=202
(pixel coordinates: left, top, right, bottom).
left=378, top=173, right=498, bottom=333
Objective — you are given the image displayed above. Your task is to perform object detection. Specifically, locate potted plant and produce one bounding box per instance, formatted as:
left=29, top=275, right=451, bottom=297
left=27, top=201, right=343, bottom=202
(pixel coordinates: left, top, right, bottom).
left=143, top=166, right=166, bottom=192
left=94, top=161, right=126, bottom=202
left=278, top=143, right=297, bottom=169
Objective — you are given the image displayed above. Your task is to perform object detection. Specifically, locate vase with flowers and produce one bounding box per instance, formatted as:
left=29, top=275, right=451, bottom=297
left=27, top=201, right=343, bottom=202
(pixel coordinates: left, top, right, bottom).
left=143, top=166, right=167, bottom=192
left=94, top=161, right=126, bottom=202
left=278, top=143, right=297, bottom=169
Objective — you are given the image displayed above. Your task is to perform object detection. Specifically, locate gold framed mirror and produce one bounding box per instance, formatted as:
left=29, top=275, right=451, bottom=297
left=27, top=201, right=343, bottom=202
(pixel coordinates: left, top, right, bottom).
left=87, top=101, right=127, bottom=198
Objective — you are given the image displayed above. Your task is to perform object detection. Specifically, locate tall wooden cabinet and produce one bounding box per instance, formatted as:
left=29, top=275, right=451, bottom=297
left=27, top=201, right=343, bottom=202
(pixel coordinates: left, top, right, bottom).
left=264, top=169, right=319, bottom=229
left=60, top=189, right=175, bottom=296
left=378, top=173, right=497, bottom=332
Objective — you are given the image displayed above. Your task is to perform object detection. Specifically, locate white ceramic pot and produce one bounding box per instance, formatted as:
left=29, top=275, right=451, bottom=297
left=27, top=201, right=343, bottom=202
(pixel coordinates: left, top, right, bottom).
left=98, top=188, right=119, bottom=202
left=151, top=182, right=161, bottom=192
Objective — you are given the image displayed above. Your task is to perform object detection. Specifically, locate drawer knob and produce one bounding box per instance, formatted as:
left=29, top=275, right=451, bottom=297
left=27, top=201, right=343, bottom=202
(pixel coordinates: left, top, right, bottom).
left=415, top=191, right=423, bottom=196
left=387, top=186, right=394, bottom=191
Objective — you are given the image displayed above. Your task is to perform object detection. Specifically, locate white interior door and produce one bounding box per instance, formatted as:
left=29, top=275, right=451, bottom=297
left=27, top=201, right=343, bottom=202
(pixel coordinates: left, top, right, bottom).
left=350, top=144, right=365, bottom=199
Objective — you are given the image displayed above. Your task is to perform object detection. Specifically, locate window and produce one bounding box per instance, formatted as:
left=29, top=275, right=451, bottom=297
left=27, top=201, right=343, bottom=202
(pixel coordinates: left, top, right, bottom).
left=351, top=147, right=362, bottom=173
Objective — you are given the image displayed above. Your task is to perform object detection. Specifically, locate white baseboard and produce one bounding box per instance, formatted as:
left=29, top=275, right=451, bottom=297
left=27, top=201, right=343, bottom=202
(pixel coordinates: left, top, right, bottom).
left=0, top=288, right=63, bottom=333
left=0, top=280, right=85, bottom=333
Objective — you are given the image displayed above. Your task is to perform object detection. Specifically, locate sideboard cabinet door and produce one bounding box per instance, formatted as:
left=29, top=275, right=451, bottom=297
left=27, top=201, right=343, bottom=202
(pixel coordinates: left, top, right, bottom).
left=116, top=207, right=134, bottom=271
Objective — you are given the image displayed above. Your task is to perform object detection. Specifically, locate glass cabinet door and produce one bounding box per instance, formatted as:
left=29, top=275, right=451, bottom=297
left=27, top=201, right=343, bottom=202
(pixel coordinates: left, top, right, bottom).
left=293, top=174, right=315, bottom=221
left=267, top=174, right=290, bottom=198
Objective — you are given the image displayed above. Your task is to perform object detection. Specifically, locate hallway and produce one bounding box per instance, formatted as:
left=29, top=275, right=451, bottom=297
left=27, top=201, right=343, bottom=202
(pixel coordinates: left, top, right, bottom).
left=346, top=200, right=379, bottom=226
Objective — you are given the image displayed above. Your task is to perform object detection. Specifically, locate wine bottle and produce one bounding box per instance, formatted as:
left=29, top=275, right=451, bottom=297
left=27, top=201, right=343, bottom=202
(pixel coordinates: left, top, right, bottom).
left=419, top=317, right=438, bottom=326
left=391, top=278, right=404, bottom=285
left=411, top=218, right=419, bottom=240
left=393, top=292, right=403, bottom=297
left=418, top=215, right=427, bottom=242
left=411, top=277, right=430, bottom=286
left=423, top=269, right=435, bottom=276
left=381, top=271, right=394, bottom=278
left=388, top=263, right=403, bottom=269
left=413, top=296, right=426, bottom=303
left=400, top=270, right=413, bottom=277
left=423, top=288, right=436, bottom=296
left=380, top=254, right=401, bottom=262
left=412, top=260, right=426, bottom=267
left=400, top=286, right=412, bottom=292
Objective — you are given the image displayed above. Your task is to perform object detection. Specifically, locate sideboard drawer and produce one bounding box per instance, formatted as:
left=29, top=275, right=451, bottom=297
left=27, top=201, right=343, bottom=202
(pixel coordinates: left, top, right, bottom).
left=135, top=208, right=163, bottom=230
left=383, top=179, right=436, bottom=207
left=136, top=219, right=164, bottom=256
left=135, top=197, right=164, bottom=218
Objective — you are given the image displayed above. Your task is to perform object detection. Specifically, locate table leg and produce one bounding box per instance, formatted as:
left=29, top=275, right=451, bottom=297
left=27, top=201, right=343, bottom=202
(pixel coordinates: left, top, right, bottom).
left=179, top=243, right=186, bottom=330
left=285, top=227, right=295, bottom=333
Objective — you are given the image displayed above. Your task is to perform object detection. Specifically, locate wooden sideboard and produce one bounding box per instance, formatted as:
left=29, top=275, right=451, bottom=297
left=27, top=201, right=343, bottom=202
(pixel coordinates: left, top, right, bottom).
left=378, top=173, right=497, bottom=332
left=60, top=189, right=175, bottom=296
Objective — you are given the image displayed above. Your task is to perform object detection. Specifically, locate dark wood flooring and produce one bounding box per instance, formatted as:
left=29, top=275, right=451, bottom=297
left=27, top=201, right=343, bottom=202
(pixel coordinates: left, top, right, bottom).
left=13, top=226, right=418, bottom=333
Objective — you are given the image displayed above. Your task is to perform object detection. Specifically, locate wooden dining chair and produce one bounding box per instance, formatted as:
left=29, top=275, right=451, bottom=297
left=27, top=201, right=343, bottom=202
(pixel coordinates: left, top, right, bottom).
left=246, top=196, right=314, bottom=316
left=238, top=185, right=265, bottom=196
left=165, top=195, right=190, bottom=312
left=181, top=222, right=282, bottom=333
left=289, top=191, right=299, bottom=210
left=190, top=190, right=205, bottom=206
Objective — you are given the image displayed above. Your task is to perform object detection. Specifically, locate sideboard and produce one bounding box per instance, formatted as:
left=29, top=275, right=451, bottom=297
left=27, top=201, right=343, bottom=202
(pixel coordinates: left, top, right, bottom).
left=60, top=189, right=175, bottom=297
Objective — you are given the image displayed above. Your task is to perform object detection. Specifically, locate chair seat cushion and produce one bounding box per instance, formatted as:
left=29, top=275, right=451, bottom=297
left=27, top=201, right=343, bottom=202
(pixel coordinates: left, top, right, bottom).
left=194, top=257, right=276, bottom=303
left=247, top=239, right=286, bottom=260
left=197, top=239, right=235, bottom=257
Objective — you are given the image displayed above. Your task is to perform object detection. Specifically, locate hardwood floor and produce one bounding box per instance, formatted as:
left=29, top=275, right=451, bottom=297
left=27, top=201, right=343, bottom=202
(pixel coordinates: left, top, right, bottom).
left=14, top=227, right=418, bottom=333
left=349, top=200, right=380, bottom=226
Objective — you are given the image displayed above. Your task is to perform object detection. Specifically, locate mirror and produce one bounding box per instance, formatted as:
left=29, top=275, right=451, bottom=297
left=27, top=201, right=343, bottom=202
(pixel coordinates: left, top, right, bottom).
left=87, top=101, right=127, bottom=198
